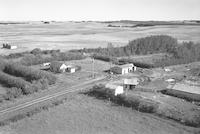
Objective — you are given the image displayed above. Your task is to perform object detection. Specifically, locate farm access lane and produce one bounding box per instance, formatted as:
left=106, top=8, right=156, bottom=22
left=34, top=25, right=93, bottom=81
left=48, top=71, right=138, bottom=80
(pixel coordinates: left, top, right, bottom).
left=0, top=76, right=107, bottom=120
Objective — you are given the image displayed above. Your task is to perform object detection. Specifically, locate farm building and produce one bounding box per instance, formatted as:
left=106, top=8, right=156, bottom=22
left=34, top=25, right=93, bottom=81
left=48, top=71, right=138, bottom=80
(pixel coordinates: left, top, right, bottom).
left=43, top=62, right=51, bottom=66
left=2, top=43, right=17, bottom=49
left=50, top=62, right=68, bottom=73
left=105, top=83, right=124, bottom=96
left=66, top=65, right=76, bottom=73
left=110, top=64, right=136, bottom=75
left=123, top=78, right=139, bottom=90
left=50, top=61, right=77, bottom=73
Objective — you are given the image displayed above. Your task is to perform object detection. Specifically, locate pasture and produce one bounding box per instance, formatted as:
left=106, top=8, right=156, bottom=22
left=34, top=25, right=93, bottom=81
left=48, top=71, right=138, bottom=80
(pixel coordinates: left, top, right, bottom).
left=1, top=21, right=200, bottom=55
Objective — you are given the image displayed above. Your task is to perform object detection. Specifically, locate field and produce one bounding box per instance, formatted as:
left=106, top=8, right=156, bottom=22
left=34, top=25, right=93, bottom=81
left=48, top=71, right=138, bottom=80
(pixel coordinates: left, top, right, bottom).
left=0, top=94, right=198, bottom=134
left=1, top=22, right=200, bottom=133
left=1, top=21, right=200, bottom=55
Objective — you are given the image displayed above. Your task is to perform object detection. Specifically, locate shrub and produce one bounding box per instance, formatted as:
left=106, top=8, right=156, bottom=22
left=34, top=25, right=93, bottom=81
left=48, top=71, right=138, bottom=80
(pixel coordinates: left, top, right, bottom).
left=86, top=85, right=200, bottom=127
left=118, top=58, right=154, bottom=68
left=86, top=85, right=159, bottom=113
left=4, top=63, right=56, bottom=85
left=160, top=89, right=200, bottom=102
left=138, top=100, right=158, bottom=113
left=0, top=71, right=31, bottom=90
left=4, top=87, right=22, bottom=100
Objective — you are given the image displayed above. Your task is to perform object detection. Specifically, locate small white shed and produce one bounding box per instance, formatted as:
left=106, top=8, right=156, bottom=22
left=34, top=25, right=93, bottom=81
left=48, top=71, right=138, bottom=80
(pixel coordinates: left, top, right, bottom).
left=105, top=83, right=124, bottom=96
left=124, top=78, right=140, bottom=90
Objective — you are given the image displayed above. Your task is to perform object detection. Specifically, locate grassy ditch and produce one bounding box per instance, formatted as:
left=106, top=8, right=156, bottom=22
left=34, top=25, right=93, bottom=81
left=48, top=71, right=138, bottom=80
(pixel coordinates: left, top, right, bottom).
left=0, top=96, right=69, bottom=126
left=160, top=89, right=200, bottom=102
left=84, top=85, right=200, bottom=127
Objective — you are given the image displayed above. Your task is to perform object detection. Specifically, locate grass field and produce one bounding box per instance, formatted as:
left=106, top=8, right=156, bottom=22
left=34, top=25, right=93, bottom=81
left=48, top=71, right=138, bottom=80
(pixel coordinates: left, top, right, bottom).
left=1, top=21, right=200, bottom=55
left=0, top=94, right=198, bottom=134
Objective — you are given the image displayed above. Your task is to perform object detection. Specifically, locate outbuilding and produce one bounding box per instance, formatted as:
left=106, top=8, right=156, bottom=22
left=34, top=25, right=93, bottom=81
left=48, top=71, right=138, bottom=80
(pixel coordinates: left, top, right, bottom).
left=2, top=43, right=17, bottom=49
left=105, top=83, right=124, bottom=96
left=123, top=78, right=139, bottom=90
left=43, top=62, right=51, bottom=66
left=110, top=63, right=136, bottom=75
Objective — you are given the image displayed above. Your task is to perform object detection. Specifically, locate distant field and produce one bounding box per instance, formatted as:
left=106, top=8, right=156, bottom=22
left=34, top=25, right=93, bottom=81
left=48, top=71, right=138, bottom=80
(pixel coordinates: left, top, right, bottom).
left=0, top=21, right=200, bottom=55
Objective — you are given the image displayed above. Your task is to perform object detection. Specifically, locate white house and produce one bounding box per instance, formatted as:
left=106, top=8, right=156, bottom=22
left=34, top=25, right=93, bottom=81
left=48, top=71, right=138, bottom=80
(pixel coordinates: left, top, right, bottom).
left=110, top=63, right=136, bottom=75
left=66, top=65, right=76, bottom=73
left=50, top=62, right=68, bottom=73
left=43, top=62, right=51, bottom=66
left=59, top=64, right=68, bottom=72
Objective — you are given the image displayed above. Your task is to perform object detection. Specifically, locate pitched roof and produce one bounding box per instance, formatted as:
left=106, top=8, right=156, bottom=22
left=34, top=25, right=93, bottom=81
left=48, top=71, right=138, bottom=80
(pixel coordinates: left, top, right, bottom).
left=120, top=64, right=134, bottom=68
left=124, top=78, right=139, bottom=85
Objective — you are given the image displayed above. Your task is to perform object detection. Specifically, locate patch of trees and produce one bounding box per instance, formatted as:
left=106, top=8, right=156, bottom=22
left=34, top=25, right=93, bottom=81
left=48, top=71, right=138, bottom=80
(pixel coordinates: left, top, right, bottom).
left=107, top=24, right=120, bottom=27
left=3, top=63, right=56, bottom=84
left=72, top=35, right=178, bottom=57
left=19, top=50, right=86, bottom=66
left=73, top=35, right=200, bottom=67
left=5, top=49, right=60, bottom=59
left=154, top=41, right=200, bottom=67
left=118, top=58, right=154, bottom=68
left=0, top=61, right=56, bottom=101
left=0, top=71, right=36, bottom=95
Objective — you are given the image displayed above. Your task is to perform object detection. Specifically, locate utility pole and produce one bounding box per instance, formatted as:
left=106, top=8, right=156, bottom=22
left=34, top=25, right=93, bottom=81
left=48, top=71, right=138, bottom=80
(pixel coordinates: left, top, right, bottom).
left=92, top=57, right=95, bottom=78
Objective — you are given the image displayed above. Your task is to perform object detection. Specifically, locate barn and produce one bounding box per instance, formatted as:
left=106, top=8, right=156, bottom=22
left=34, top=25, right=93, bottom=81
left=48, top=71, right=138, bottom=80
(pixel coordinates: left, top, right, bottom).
left=110, top=64, right=136, bottom=75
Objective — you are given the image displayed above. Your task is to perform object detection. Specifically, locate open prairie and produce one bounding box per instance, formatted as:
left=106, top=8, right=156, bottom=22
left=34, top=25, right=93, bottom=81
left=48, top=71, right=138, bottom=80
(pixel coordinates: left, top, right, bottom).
left=0, top=21, right=200, bottom=55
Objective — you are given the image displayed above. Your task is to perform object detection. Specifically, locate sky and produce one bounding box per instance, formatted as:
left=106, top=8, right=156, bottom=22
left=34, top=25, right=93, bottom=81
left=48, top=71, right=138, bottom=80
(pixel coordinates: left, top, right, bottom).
left=0, top=0, right=200, bottom=21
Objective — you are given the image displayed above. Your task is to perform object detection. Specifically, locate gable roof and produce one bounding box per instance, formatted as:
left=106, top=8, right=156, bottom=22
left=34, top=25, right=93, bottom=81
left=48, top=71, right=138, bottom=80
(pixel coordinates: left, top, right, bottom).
left=124, top=78, right=139, bottom=85
left=120, top=63, right=134, bottom=68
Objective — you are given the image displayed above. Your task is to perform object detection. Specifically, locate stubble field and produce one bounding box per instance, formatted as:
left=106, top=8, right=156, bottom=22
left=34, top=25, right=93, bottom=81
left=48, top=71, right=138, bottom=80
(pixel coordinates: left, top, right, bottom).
left=1, top=21, right=200, bottom=55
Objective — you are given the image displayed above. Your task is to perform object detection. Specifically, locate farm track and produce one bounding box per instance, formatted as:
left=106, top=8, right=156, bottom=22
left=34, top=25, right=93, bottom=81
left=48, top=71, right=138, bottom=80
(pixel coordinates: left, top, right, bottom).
left=0, top=76, right=106, bottom=117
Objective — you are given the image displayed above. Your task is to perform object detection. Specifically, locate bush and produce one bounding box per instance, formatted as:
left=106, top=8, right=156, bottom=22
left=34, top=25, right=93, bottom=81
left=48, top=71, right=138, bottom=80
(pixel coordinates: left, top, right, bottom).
left=86, top=85, right=159, bottom=113
left=4, top=87, right=22, bottom=100
left=0, top=71, right=32, bottom=91
left=86, top=85, right=200, bottom=127
left=4, top=63, right=56, bottom=85
left=160, top=89, right=200, bottom=102
left=118, top=58, right=154, bottom=68
left=138, top=100, right=158, bottom=113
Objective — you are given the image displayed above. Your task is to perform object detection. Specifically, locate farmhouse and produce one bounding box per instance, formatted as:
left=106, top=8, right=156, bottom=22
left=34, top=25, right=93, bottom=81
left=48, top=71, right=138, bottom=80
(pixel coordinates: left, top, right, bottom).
left=110, top=64, right=136, bottom=75
left=50, top=62, right=68, bottom=73
left=123, top=78, right=139, bottom=90
left=2, top=43, right=17, bottom=49
left=66, top=65, right=76, bottom=73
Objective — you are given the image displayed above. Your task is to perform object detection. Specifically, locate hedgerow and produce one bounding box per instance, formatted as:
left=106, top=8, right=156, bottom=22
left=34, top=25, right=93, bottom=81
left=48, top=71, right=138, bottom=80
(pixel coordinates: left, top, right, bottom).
left=85, top=85, right=200, bottom=127
left=0, top=71, right=34, bottom=94
left=3, top=63, right=56, bottom=85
